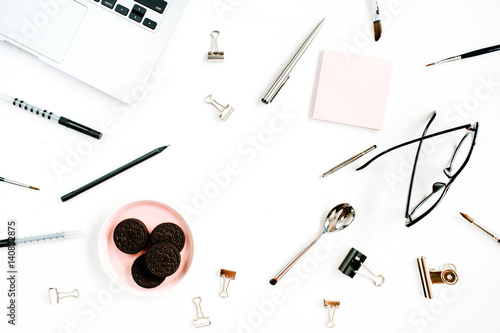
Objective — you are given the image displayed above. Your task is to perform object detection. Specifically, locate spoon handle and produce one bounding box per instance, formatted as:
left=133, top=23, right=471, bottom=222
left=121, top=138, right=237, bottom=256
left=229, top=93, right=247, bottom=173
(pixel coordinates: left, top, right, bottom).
left=270, top=233, right=323, bottom=285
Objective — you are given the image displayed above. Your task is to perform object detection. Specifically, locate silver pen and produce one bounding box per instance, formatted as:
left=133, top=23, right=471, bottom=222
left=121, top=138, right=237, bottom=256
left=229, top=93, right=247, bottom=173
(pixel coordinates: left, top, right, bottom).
left=261, top=18, right=325, bottom=104
left=322, top=145, right=377, bottom=178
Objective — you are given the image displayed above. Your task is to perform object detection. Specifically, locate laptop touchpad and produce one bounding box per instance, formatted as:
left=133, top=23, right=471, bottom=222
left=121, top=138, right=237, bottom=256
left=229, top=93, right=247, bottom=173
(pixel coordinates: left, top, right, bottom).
left=0, top=1, right=86, bottom=63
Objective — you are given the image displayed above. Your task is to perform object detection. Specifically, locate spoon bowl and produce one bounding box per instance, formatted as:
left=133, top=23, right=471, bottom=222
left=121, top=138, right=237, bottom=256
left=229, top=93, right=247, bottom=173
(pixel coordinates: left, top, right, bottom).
left=323, top=203, right=356, bottom=234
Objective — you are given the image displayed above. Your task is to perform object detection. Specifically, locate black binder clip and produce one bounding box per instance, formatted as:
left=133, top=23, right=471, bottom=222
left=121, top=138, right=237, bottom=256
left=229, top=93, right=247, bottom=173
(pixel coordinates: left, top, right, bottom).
left=338, top=248, right=385, bottom=287
left=417, top=256, right=458, bottom=299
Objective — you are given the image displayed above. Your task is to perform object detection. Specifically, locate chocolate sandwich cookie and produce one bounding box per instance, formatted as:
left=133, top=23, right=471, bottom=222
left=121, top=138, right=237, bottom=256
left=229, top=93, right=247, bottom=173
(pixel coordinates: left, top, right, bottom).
left=132, top=255, right=165, bottom=288
left=113, top=218, right=149, bottom=254
left=150, top=222, right=185, bottom=251
left=145, top=242, right=181, bottom=278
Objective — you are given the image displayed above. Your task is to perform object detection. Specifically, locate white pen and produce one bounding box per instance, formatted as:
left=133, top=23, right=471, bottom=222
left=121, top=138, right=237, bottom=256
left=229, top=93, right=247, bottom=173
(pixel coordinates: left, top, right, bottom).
left=0, top=93, right=102, bottom=139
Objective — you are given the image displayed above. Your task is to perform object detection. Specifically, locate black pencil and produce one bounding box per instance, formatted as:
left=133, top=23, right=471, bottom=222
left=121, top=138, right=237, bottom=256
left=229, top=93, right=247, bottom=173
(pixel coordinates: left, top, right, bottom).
left=426, top=44, right=500, bottom=66
left=61, top=145, right=169, bottom=202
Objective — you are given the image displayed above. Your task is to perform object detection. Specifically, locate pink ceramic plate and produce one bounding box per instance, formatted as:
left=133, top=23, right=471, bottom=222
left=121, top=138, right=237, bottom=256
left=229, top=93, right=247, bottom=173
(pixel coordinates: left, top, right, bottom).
left=98, top=200, right=194, bottom=296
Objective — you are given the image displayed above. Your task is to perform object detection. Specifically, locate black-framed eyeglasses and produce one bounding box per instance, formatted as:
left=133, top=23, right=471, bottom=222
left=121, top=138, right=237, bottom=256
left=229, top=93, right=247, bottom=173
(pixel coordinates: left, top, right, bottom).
left=357, top=112, right=479, bottom=227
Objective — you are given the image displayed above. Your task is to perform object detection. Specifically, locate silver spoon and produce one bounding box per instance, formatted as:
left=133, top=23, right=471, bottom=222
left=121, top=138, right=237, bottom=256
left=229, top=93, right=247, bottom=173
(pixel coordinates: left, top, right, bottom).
left=269, top=203, right=356, bottom=285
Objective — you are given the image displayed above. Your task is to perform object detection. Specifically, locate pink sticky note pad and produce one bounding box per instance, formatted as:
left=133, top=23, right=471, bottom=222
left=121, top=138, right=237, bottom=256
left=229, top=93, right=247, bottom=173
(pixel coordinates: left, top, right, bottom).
left=311, top=50, right=394, bottom=130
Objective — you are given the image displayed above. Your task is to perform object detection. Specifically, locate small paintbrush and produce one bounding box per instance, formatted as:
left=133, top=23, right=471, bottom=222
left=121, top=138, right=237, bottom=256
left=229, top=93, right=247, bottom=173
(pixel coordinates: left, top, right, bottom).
left=460, top=213, right=500, bottom=243
left=372, top=0, right=382, bottom=42
left=0, top=177, right=39, bottom=191
left=426, top=44, right=500, bottom=66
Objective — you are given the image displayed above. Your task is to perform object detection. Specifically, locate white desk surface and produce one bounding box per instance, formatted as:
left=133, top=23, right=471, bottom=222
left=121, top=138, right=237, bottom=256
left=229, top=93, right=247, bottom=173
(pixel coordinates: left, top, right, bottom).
left=1, top=0, right=500, bottom=332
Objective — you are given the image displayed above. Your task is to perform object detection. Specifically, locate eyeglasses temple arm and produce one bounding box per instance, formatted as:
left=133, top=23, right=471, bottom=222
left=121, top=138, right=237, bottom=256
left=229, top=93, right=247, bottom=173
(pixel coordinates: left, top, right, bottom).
left=405, top=113, right=436, bottom=217
left=356, top=124, right=472, bottom=171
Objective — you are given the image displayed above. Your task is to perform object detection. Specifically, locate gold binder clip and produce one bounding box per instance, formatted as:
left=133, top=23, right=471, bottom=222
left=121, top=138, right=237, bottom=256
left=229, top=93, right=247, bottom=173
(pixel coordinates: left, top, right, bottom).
left=417, top=256, right=458, bottom=299
left=192, top=297, right=211, bottom=328
left=204, top=95, right=235, bottom=121
left=48, top=288, right=79, bottom=305
left=208, top=30, right=224, bottom=62
left=219, top=269, right=236, bottom=298
left=323, top=300, right=340, bottom=328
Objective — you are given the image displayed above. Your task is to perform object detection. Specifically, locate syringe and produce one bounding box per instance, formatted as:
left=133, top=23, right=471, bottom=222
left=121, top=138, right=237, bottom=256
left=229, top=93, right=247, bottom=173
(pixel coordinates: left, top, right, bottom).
left=0, top=231, right=81, bottom=248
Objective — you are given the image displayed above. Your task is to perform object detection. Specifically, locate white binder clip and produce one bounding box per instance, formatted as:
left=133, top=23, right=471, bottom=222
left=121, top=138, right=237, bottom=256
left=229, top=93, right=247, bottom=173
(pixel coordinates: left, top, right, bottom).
left=204, top=95, right=235, bottom=121
left=192, top=297, right=211, bottom=328
left=48, top=288, right=79, bottom=305
left=208, top=30, right=224, bottom=61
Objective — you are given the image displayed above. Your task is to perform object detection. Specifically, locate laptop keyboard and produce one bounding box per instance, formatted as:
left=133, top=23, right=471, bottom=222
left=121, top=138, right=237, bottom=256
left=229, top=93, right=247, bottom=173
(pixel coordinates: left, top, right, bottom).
left=134, top=0, right=168, bottom=13
left=90, top=0, right=168, bottom=31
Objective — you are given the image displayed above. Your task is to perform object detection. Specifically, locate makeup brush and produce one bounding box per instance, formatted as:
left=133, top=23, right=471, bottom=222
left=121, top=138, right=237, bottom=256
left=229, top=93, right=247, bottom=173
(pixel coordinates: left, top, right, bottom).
left=426, top=44, right=500, bottom=66
left=372, top=0, right=382, bottom=42
left=0, top=177, right=39, bottom=191
left=460, top=213, right=500, bottom=243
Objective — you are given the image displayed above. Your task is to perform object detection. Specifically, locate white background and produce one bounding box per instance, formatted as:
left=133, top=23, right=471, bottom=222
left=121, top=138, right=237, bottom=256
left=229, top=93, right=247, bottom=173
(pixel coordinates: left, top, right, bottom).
left=1, top=0, right=500, bottom=332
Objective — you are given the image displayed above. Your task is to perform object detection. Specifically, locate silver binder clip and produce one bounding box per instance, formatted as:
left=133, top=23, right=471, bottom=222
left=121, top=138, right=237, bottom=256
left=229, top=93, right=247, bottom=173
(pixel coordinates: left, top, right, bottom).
left=338, top=248, right=385, bottom=287
left=208, top=30, right=224, bottom=62
left=219, top=269, right=236, bottom=298
left=417, top=256, right=458, bottom=299
left=323, top=300, right=340, bottom=328
left=48, top=288, right=79, bottom=305
left=192, top=297, right=211, bottom=328
left=204, top=95, right=235, bottom=121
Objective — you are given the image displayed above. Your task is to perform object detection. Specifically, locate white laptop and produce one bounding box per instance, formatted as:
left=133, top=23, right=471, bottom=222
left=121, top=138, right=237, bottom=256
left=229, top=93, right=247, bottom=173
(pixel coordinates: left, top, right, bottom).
left=0, top=0, right=188, bottom=103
